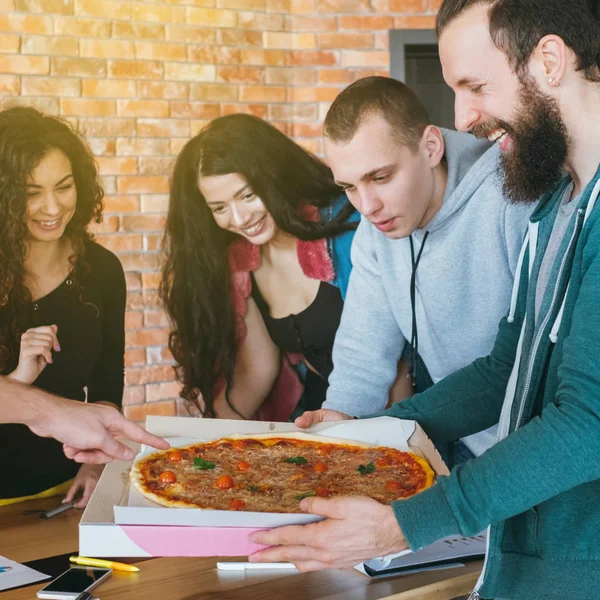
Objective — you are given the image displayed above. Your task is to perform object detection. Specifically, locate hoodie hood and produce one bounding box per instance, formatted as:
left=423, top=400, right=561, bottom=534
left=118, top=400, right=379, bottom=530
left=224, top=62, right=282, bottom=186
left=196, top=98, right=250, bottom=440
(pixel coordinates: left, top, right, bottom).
left=423, top=129, right=499, bottom=234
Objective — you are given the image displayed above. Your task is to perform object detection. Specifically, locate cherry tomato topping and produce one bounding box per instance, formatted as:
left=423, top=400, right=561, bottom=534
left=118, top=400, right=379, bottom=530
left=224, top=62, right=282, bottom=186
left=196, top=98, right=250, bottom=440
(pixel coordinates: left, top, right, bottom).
left=316, top=487, right=331, bottom=498
left=228, top=498, right=246, bottom=511
left=385, top=480, right=403, bottom=493
left=376, top=456, right=392, bottom=467
left=159, top=470, right=177, bottom=484
left=168, top=450, right=182, bottom=462
left=316, top=447, right=329, bottom=456
left=215, top=475, right=235, bottom=490
left=231, top=440, right=245, bottom=450
left=313, top=462, right=328, bottom=473
left=236, top=461, right=251, bottom=472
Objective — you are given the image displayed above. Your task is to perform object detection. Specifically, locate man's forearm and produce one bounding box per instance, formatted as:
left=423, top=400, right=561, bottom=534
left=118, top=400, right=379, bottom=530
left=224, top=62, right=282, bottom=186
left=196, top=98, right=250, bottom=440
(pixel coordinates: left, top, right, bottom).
left=0, top=375, right=52, bottom=427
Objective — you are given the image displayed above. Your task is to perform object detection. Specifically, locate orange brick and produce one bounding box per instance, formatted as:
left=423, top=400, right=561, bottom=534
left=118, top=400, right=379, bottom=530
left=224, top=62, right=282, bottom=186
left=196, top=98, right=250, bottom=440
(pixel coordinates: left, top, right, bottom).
left=116, top=137, right=171, bottom=156
left=165, top=62, right=215, bottom=82
left=136, top=118, right=190, bottom=138
left=118, top=176, right=169, bottom=195
left=219, top=28, right=262, bottom=47
left=141, top=194, right=170, bottom=213
left=239, top=49, right=286, bottom=66
left=21, top=77, right=79, bottom=98
left=169, top=139, right=187, bottom=155
left=100, top=175, right=116, bottom=194
left=54, top=17, right=111, bottom=37
left=290, top=86, right=340, bottom=102
left=88, top=138, right=116, bottom=156
left=144, top=233, right=163, bottom=251
left=268, top=0, right=314, bottom=12
left=169, top=101, right=220, bottom=119
left=125, top=271, right=142, bottom=291
left=117, top=99, right=169, bottom=118
left=237, top=12, right=285, bottom=31
left=74, top=0, right=132, bottom=20
left=97, top=156, right=138, bottom=176
left=126, top=365, right=174, bottom=386
left=188, top=45, right=240, bottom=65
left=134, top=3, right=186, bottom=23
left=89, top=215, right=119, bottom=234
left=269, top=103, right=318, bottom=121
left=138, top=156, right=175, bottom=177
left=266, top=67, right=315, bottom=85
left=16, top=0, right=73, bottom=13
left=135, top=41, right=187, bottom=62
left=80, top=39, right=134, bottom=60
left=265, top=32, right=316, bottom=49
left=189, top=119, right=211, bottom=135
left=341, top=50, right=389, bottom=67
left=52, top=57, right=106, bottom=77
left=318, top=33, right=374, bottom=49
left=291, top=122, right=323, bottom=137
left=122, top=386, right=145, bottom=409
left=317, top=0, right=370, bottom=11
left=82, top=79, right=136, bottom=98
left=165, top=24, right=215, bottom=44
left=0, top=75, right=20, bottom=94
left=317, top=68, right=353, bottom=84
left=393, top=15, right=436, bottom=28
left=0, top=0, right=13, bottom=8
left=340, top=15, right=393, bottom=30
left=287, top=14, right=337, bottom=32
left=97, top=233, right=143, bottom=253
left=126, top=290, right=162, bottom=311
left=122, top=214, right=167, bottom=232
left=218, top=0, right=265, bottom=8
left=108, top=60, right=163, bottom=80
left=374, top=31, right=389, bottom=50
left=22, top=35, right=77, bottom=56
left=297, top=139, right=320, bottom=154
left=221, top=103, right=267, bottom=118
left=102, top=194, right=140, bottom=213
left=124, top=400, right=176, bottom=421
left=0, top=34, right=20, bottom=53
left=126, top=327, right=170, bottom=348
left=388, top=0, right=427, bottom=10
left=125, top=349, right=146, bottom=368
left=139, top=81, right=188, bottom=100
left=60, top=98, right=115, bottom=117
left=146, top=345, right=174, bottom=365
left=430, top=0, right=443, bottom=9
left=78, top=117, right=135, bottom=137
left=144, top=310, right=170, bottom=327
left=141, top=272, right=161, bottom=290
left=187, top=7, right=237, bottom=27
left=0, top=14, right=53, bottom=34
left=113, top=22, right=164, bottom=40
left=189, top=82, right=237, bottom=102
left=217, top=65, right=263, bottom=84
left=288, top=50, right=338, bottom=67
left=1, top=96, right=57, bottom=114
left=240, top=85, right=286, bottom=103
left=0, top=55, right=48, bottom=75
left=146, top=382, right=181, bottom=403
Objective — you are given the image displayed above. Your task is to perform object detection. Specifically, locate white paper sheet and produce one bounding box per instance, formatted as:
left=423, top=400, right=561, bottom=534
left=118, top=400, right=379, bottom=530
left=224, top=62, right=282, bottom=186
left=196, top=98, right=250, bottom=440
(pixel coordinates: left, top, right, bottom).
left=0, top=555, right=49, bottom=592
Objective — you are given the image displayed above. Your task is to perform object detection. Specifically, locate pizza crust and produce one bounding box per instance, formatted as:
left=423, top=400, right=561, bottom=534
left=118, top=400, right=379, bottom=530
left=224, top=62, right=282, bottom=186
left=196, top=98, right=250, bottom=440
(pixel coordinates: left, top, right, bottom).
left=130, top=431, right=435, bottom=509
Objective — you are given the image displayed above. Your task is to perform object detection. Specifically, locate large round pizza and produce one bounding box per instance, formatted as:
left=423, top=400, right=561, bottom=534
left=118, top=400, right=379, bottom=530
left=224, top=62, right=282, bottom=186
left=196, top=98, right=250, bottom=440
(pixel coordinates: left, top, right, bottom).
left=131, top=432, right=435, bottom=513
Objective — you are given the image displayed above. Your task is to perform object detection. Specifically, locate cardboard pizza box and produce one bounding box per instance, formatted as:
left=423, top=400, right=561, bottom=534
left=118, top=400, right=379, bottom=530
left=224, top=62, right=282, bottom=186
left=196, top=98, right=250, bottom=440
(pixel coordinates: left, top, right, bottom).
left=79, top=416, right=448, bottom=558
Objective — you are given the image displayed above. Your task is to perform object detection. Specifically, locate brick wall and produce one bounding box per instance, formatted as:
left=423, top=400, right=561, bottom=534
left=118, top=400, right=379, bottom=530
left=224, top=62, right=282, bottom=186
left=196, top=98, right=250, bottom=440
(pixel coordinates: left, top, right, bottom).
left=0, top=0, right=438, bottom=421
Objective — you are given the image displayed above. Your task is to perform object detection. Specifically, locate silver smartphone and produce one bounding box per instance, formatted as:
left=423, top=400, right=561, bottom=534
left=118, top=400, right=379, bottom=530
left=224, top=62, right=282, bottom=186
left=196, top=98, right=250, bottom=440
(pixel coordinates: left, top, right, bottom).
left=36, top=567, right=111, bottom=599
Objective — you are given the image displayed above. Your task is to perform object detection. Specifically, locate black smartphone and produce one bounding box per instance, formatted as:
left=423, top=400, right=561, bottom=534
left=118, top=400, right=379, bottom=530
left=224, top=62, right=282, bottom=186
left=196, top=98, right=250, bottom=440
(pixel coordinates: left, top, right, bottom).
left=36, top=567, right=111, bottom=599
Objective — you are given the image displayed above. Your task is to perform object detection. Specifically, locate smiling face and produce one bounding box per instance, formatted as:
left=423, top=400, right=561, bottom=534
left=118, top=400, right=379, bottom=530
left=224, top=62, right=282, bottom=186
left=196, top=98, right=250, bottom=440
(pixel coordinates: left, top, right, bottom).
left=324, top=113, right=445, bottom=239
left=25, top=148, right=77, bottom=243
left=198, top=172, right=278, bottom=245
left=439, top=4, right=569, bottom=202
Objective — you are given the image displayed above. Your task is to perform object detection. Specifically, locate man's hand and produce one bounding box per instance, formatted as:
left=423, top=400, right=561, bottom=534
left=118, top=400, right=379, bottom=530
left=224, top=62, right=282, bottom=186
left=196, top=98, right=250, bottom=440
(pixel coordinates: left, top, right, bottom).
left=28, top=396, right=169, bottom=463
left=248, top=496, right=408, bottom=572
left=294, top=408, right=352, bottom=429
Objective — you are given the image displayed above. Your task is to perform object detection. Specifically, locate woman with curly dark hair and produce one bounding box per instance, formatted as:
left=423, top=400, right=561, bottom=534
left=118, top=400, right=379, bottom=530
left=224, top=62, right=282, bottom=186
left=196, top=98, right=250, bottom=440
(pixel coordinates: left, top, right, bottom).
left=161, top=114, right=359, bottom=422
left=0, top=107, right=126, bottom=508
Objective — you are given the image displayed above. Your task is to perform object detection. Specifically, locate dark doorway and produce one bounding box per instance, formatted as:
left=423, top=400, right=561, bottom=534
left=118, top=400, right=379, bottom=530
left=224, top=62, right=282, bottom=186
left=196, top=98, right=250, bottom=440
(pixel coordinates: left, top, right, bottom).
left=390, top=30, right=455, bottom=130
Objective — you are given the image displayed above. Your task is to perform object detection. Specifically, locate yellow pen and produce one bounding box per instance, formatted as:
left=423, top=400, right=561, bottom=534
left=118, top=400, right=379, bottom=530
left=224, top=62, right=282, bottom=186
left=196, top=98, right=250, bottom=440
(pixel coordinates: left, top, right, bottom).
left=69, top=556, right=140, bottom=573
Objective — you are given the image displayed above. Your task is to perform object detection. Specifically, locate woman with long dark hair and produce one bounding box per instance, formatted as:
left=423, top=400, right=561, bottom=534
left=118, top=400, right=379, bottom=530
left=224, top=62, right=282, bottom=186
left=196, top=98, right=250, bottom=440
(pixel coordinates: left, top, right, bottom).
left=161, top=114, right=359, bottom=421
left=0, top=107, right=126, bottom=507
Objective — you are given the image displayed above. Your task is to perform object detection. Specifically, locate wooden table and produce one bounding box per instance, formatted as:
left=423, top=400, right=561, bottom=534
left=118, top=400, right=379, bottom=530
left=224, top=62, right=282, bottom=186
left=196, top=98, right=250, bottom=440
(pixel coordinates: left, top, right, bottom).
left=0, top=497, right=481, bottom=600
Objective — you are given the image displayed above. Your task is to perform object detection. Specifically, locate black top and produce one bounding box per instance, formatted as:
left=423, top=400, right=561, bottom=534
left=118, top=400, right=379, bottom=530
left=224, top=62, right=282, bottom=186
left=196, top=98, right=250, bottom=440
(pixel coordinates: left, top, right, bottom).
left=250, top=275, right=344, bottom=411
left=0, top=241, right=126, bottom=499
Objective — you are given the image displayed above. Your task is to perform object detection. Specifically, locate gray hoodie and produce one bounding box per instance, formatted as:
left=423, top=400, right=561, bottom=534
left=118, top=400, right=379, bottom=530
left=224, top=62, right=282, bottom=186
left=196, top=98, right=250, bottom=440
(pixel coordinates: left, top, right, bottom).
left=323, top=129, right=536, bottom=456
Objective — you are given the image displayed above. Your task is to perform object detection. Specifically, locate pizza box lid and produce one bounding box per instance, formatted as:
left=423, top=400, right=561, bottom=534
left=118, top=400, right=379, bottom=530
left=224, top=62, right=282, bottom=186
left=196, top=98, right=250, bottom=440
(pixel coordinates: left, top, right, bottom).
left=108, top=416, right=448, bottom=528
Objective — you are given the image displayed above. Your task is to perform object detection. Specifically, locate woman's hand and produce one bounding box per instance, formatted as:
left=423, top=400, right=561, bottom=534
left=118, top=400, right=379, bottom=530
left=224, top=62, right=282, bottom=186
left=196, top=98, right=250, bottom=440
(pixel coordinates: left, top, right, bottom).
left=8, top=325, right=60, bottom=385
left=64, top=463, right=104, bottom=508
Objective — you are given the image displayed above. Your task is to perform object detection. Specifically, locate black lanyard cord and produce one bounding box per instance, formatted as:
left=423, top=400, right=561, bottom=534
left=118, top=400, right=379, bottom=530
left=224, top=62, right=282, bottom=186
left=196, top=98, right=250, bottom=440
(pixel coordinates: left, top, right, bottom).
left=409, top=231, right=429, bottom=386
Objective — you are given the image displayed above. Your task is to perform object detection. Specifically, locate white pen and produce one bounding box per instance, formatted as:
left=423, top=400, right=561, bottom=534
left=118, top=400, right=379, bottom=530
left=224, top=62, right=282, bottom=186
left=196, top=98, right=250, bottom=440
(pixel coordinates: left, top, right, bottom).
left=216, top=562, right=297, bottom=571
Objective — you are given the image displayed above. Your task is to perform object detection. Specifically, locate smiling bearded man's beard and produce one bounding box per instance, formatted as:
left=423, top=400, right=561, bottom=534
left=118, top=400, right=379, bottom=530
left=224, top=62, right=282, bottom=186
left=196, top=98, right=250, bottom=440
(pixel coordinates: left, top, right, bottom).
left=500, top=78, right=570, bottom=203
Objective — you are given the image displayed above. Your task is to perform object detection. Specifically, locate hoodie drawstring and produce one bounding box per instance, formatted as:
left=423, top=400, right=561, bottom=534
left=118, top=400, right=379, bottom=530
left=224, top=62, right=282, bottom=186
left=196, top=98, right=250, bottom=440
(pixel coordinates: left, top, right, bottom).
left=409, top=232, right=430, bottom=386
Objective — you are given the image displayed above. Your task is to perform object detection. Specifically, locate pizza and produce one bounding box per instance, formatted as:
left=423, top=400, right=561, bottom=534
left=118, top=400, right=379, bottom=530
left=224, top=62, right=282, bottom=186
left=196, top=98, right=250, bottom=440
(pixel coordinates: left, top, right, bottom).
left=131, top=432, right=435, bottom=513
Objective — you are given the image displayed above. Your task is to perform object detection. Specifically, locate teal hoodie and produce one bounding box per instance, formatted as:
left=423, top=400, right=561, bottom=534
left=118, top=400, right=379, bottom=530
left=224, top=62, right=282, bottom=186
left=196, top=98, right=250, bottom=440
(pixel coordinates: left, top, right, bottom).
left=372, top=164, right=600, bottom=599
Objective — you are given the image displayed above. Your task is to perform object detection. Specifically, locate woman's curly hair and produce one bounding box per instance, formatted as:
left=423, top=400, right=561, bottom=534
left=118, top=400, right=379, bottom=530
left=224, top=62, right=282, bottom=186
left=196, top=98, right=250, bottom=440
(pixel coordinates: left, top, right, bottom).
left=0, top=106, right=104, bottom=373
